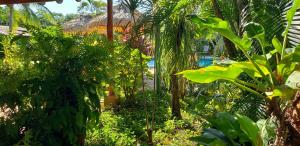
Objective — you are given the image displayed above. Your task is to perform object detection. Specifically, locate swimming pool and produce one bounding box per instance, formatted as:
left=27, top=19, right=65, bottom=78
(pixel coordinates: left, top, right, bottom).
left=147, top=57, right=213, bottom=68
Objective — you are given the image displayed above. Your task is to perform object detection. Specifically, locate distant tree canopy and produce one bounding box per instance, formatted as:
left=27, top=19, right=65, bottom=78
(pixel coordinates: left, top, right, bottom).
left=0, top=6, right=8, bottom=25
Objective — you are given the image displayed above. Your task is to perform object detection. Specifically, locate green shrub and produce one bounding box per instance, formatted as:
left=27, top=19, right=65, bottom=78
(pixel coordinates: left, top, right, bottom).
left=0, top=27, right=109, bottom=145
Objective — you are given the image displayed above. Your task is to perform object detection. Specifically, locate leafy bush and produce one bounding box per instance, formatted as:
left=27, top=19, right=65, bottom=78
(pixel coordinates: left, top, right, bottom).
left=86, top=111, right=136, bottom=146
left=190, top=112, right=275, bottom=146
left=0, top=27, right=109, bottom=145
left=109, top=44, right=151, bottom=101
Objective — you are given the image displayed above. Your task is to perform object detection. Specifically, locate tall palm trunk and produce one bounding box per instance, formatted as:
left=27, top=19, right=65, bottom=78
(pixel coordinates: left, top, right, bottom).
left=105, top=0, right=118, bottom=107
left=8, top=4, right=13, bottom=33
left=107, top=0, right=113, bottom=41
left=171, top=70, right=181, bottom=119
left=171, top=22, right=184, bottom=119
left=154, top=23, right=161, bottom=95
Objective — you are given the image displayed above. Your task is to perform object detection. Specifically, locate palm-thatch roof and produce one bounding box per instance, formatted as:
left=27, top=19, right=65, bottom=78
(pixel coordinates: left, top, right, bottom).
left=63, top=5, right=141, bottom=34
left=87, top=5, right=141, bottom=28
left=62, top=14, right=93, bottom=33
left=0, top=25, right=29, bottom=36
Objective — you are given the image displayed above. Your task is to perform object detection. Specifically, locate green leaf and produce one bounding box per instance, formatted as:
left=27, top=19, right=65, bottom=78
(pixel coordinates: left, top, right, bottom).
left=285, top=0, right=300, bottom=36
left=286, top=71, right=300, bottom=89
left=280, top=48, right=300, bottom=63
left=265, top=86, right=295, bottom=100
left=244, top=22, right=268, bottom=48
left=178, top=65, right=243, bottom=83
left=209, top=112, right=240, bottom=140
left=190, top=15, right=270, bottom=83
left=236, top=114, right=263, bottom=146
left=190, top=16, right=252, bottom=51
left=231, top=62, right=270, bottom=78
left=272, top=37, right=282, bottom=55
left=244, top=22, right=265, bottom=38
left=256, top=119, right=276, bottom=146
left=190, top=128, right=231, bottom=146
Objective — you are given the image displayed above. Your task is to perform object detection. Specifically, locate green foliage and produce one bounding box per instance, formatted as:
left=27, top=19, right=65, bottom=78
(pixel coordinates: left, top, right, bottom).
left=0, top=27, right=109, bottom=145
left=182, top=15, right=300, bottom=99
left=0, top=7, right=8, bottom=25
left=109, top=45, right=151, bottom=100
left=181, top=1, right=300, bottom=144
left=86, top=111, right=136, bottom=146
left=78, top=0, right=106, bottom=15
left=190, top=112, right=270, bottom=146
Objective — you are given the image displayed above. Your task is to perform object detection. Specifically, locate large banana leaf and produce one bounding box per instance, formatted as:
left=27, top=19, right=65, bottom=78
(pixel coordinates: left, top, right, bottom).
left=178, top=65, right=243, bottom=83
left=178, top=62, right=270, bottom=84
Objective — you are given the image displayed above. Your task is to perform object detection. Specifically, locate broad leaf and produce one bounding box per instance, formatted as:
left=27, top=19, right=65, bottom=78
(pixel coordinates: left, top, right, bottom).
left=189, top=128, right=232, bottom=146
left=244, top=22, right=265, bottom=38
left=190, top=16, right=252, bottom=51
left=256, top=119, right=276, bottom=146
left=244, top=22, right=268, bottom=47
left=265, top=86, right=295, bottom=100
left=178, top=66, right=243, bottom=83
left=231, top=62, right=270, bottom=78
left=208, top=112, right=240, bottom=140
left=236, top=114, right=263, bottom=146
left=286, top=71, right=300, bottom=89
left=280, top=49, right=300, bottom=63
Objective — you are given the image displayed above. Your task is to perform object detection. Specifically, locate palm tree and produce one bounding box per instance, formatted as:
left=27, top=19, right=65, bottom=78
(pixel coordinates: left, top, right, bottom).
left=107, top=0, right=113, bottom=41
left=7, top=3, right=54, bottom=33
left=104, top=0, right=117, bottom=107
left=78, top=0, right=106, bottom=15
left=156, top=0, right=199, bottom=119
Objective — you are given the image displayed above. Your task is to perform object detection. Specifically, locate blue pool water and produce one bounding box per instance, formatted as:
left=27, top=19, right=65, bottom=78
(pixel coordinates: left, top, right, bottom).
left=198, top=57, right=213, bottom=67
left=148, top=59, right=155, bottom=68
left=147, top=57, right=213, bottom=68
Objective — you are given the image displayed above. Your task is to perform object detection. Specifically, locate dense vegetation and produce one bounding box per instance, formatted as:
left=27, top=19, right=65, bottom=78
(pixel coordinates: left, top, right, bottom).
left=1, top=0, right=300, bottom=146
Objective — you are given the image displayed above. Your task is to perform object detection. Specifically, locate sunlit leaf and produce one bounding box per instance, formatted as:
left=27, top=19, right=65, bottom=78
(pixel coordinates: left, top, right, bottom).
left=286, top=71, right=300, bottom=89
left=265, top=86, right=295, bottom=99
left=178, top=65, right=243, bottom=83
left=231, top=62, right=270, bottom=78
left=272, top=37, right=282, bottom=55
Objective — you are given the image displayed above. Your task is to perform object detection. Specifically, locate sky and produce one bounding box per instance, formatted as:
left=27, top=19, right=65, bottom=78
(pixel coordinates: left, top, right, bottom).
left=44, top=1, right=82, bottom=15
left=44, top=0, right=116, bottom=15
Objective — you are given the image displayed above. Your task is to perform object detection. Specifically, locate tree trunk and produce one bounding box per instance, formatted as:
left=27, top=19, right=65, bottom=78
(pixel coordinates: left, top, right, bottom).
left=8, top=4, right=13, bottom=33
left=171, top=71, right=182, bottom=119
left=211, top=0, right=238, bottom=59
left=104, top=0, right=118, bottom=107
left=270, top=91, right=300, bottom=146
left=154, top=23, right=161, bottom=95
left=107, top=0, right=113, bottom=41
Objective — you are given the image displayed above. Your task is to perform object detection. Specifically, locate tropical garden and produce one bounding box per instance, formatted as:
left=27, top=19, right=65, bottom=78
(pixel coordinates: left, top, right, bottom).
left=0, top=0, right=300, bottom=146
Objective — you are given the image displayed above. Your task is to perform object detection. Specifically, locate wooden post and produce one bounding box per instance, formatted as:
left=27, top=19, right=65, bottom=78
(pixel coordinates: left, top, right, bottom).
left=107, top=0, right=113, bottom=41
left=104, top=0, right=118, bottom=107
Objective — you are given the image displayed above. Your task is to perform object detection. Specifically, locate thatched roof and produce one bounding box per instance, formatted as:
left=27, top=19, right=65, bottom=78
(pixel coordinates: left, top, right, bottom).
left=63, top=5, right=141, bottom=33
left=0, top=0, right=79, bottom=5
left=0, top=25, right=29, bottom=36
left=63, top=15, right=93, bottom=33
left=87, top=5, right=141, bottom=28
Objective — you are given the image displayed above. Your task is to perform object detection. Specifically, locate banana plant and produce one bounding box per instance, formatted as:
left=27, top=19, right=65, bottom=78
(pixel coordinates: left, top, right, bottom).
left=190, top=112, right=276, bottom=146
left=179, top=0, right=300, bottom=145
